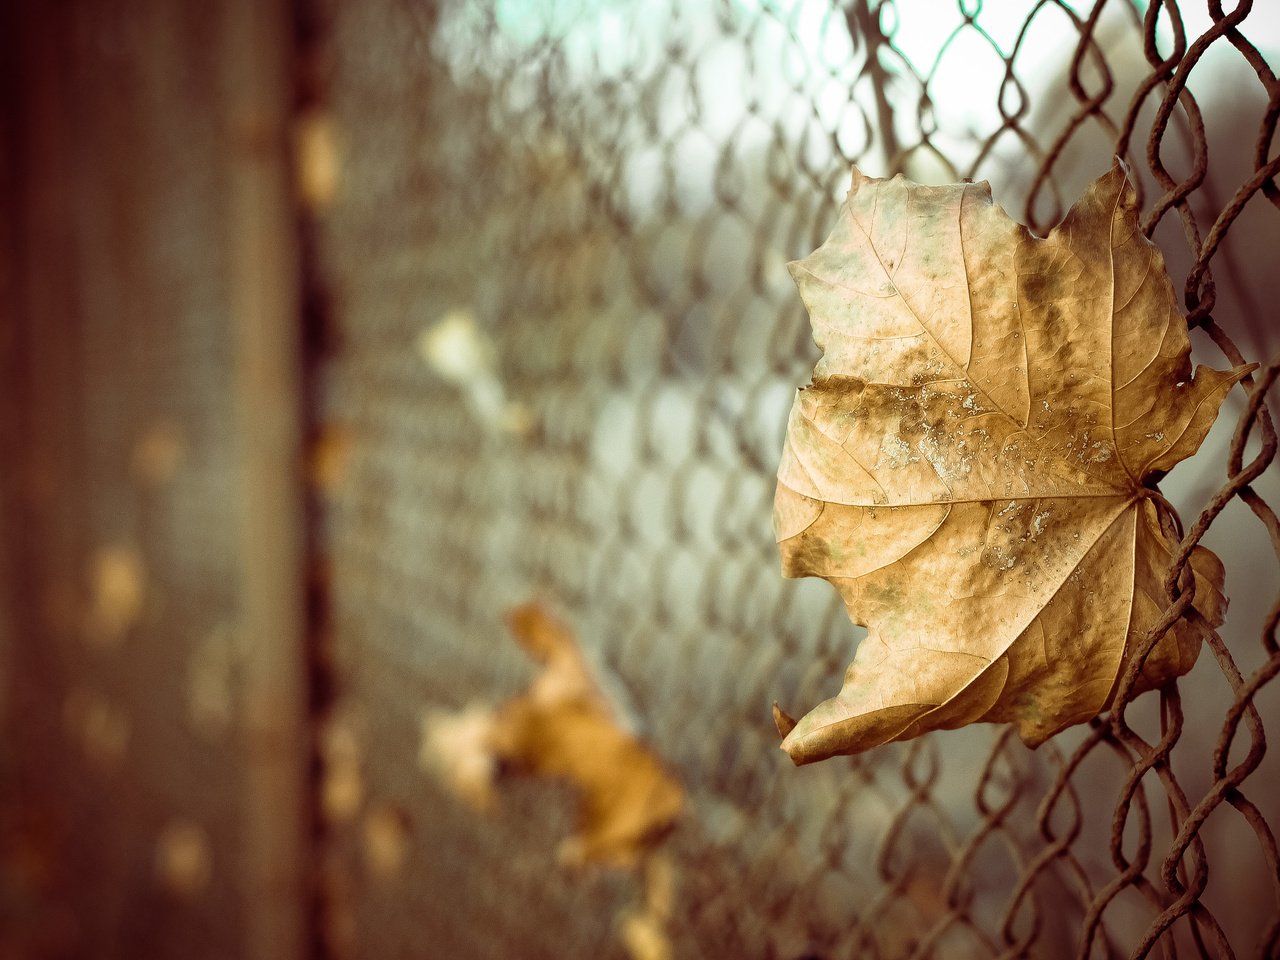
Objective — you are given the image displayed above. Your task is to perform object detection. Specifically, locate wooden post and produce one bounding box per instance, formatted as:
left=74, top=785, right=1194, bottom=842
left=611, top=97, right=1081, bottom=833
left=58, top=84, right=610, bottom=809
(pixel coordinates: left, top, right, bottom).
left=223, top=1, right=309, bottom=957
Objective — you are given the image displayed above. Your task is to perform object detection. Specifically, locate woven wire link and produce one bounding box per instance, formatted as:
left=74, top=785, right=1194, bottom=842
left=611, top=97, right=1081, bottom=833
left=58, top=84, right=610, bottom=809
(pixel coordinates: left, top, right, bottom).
left=311, top=1, right=1280, bottom=957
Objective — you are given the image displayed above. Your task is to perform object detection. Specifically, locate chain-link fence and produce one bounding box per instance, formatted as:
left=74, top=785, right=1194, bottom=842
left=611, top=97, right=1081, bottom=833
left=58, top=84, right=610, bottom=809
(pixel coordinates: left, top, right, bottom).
left=306, top=1, right=1280, bottom=957
left=3, top=0, right=1277, bottom=958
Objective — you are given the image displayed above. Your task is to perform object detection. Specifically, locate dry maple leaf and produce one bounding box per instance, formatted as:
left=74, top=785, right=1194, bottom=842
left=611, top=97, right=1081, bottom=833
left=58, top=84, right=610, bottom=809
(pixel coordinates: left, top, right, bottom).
left=422, top=604, right=683, bottom=958
left=773, top=161, right=1251, bottom=764
left=419, top=703, right=500, bottom=812
left=490, top=602, right=683, bottom=868
left=423, top=602, right=683, bottom=867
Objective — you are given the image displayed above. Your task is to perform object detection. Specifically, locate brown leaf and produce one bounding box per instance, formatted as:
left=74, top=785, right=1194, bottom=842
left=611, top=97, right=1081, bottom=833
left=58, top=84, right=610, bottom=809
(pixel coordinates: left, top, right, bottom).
left=775, top=161, right=1251, bottom=764
left=154, top=820, right=212, bottom=898
left=362, top=804, right=412, bottom=880
left=294, top=108, right=341, bottom=212
left=84, top=545, right=145, bottom=648
left=419, top=703, right=498, bottom=812
left=321, top=717, right=366, bottom=823
left=490, top=602, right=683, bottom=868
left=307, top=422, right=355, bottom=496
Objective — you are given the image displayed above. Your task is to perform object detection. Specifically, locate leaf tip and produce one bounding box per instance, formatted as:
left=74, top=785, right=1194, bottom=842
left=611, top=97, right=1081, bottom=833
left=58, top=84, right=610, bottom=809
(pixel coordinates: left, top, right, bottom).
left=772, top=701, right=798, bottom=738
left=1099, top=155, right=1139, bottom=211
left=505, top=599, right=573, bottom=663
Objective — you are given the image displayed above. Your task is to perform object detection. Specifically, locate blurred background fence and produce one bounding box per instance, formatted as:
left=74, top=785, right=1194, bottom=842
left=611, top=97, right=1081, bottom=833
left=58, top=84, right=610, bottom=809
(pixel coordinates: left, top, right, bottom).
left=2, top=0, right=1278, bottom=958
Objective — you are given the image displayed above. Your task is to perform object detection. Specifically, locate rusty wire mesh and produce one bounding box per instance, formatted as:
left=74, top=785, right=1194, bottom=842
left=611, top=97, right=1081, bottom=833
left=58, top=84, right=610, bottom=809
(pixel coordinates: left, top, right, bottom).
left=305, top=0, right=1280, bottom=957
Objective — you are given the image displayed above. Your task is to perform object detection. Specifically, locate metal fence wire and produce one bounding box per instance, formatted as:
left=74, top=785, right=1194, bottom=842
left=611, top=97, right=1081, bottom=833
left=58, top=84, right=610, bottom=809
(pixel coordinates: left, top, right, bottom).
left=305, top=0, right=1280, bottom=957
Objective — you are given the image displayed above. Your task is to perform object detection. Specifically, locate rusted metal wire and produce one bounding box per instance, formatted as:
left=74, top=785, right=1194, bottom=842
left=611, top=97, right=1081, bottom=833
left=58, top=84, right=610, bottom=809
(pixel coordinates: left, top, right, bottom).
left=305, top=0, right=1279, bottom=957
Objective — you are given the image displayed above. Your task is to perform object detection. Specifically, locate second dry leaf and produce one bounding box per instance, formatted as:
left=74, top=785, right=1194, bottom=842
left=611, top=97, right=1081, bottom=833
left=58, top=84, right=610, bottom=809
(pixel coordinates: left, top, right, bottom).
left=773, top=161, right=1251, bottom=765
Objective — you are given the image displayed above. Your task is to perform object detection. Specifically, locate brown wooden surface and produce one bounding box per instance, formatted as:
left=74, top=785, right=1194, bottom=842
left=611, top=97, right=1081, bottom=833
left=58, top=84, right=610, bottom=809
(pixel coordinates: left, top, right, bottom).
left=1, top=1, right=307, bottom=957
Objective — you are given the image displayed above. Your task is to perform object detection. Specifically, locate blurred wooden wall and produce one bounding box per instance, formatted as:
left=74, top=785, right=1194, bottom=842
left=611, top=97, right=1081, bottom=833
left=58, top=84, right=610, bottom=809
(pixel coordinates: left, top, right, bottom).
left=1, top=1, right=310, bottom=957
